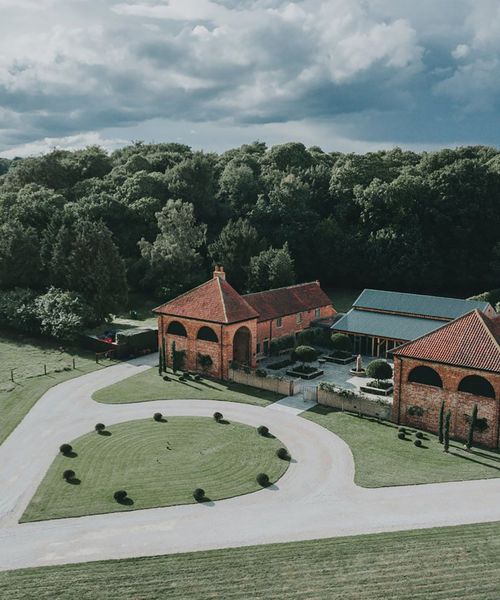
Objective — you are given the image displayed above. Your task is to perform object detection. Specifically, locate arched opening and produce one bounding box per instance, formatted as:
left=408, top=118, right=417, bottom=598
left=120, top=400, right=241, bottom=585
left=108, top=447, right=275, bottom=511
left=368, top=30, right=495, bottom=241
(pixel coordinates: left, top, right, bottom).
left=166, top=321, right=187, bottom=337
left=458, top=375, right=496, bottom=399
left=408, top=366, right=443, bottom=388
left=233, top=326, right=251, bottom=365
left=197, top=326, right=219, bottom=343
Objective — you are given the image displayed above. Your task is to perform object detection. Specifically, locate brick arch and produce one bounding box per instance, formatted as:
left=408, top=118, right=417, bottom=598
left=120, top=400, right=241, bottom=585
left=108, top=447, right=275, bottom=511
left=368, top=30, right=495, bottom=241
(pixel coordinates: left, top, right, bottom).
left=233, top=326, right=252, bottom=365
left=458, top=375, right=496, bottom=399
left=196, top=325, right=219, bottom=343
left=408, top=365, right=443, bottom=388
left=166, top=320, right=187, bottom=337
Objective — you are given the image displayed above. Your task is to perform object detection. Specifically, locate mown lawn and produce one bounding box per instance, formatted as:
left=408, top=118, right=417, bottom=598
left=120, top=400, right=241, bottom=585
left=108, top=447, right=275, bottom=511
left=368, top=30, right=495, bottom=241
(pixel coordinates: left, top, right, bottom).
left=305, top=405, right=500, bottom=487
left=93, top=366, right=283, bottom=406
left=2, top=522, right=500, bottom=599
left=22, top=417, right=288, bottom=522
left=0, top=332, right=112, bottom=445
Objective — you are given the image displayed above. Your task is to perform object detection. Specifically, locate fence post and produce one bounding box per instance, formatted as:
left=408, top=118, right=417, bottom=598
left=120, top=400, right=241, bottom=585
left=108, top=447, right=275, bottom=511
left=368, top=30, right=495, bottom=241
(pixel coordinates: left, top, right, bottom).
left=95, top=353, right=99, bottom=364
left=72, top=358, right=76, bottom=370
left=44, top=364, right=47, bottom=376
left=10, top=369, right=15, bottom=382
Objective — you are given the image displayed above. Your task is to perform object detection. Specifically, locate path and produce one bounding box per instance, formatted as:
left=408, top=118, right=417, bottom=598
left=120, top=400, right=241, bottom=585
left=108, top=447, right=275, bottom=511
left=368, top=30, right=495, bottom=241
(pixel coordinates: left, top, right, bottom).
left=1, top=356, right=500, bottom=572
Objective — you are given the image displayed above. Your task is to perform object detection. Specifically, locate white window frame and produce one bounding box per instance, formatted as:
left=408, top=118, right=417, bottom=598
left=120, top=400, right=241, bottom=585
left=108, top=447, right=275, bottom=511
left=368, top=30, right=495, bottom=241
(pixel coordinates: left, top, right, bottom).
left=296, top=312, right=302, bottom=324
left=276, top=317, right=283, bottom=328
left=315, top=308, right=321, bottom=318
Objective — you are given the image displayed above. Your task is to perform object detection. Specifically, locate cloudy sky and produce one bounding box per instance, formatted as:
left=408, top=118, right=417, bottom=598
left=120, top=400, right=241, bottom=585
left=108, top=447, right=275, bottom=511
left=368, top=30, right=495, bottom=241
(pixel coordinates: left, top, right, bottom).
left=0, top=0, right=499, bottom=157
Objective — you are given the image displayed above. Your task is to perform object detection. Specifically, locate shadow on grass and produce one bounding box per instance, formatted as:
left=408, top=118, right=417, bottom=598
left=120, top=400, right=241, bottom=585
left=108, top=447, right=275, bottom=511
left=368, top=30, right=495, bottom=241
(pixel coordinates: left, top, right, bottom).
left=117, top=497, right=134, bottom=506
left=67, top=477, right=81, bottom=485
left=98, top=430, right=112, bottom=436
left=217, top=419, right=230, bottom=425
left=64, top=451, right=78, bottom=458
left=469, top=448, right=500, bottom=463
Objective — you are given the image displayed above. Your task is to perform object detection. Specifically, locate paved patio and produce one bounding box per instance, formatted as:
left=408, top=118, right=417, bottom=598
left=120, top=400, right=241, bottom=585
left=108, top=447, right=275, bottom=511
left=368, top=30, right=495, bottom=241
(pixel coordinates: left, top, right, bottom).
left=259, top=353, right=394, bottom=402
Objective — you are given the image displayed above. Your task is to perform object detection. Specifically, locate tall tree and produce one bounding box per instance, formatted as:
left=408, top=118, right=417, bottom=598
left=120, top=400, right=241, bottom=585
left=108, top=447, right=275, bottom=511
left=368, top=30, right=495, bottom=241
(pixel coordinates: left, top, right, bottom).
left=208, top=218, right=264, bottom=291
left=0, top=220, right=42, bottom=289
left=139, top=199, right=207, bottom=298
left=438, top=401, right=445, bottom=444
left=466, top=404, right=478, bottom=450
left=246, top=243, right=295, bottom=292
left=444, top=410, right=452, bottom=453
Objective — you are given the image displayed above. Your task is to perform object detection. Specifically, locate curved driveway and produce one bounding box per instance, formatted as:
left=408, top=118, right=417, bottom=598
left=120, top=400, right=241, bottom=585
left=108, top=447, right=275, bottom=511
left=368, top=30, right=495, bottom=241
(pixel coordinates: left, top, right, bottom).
left=1, top=355, right=500, bottom=572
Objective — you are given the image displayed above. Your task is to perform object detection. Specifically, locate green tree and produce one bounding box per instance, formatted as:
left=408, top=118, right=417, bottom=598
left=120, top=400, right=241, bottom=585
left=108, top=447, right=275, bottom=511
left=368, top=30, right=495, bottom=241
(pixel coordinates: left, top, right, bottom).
left=0, top=220, right=42, bottom=289
left=330, top=333, right=352, bottom=354
left=247, top=243, right=295, bottom=292
left=294, top=345, right=318, bottom=366
left=366, top=360, right=393, bottom=385
left=444, top=410, right=452, bottom=453
left=466, top=403, right=478, bottom=450
left=208, top=218, right=264, bottom=291
left=35, top=287, right=92, bottom=341
left=438, top=401, right=445, bottom=444
left=139, top=199, right=207, bottom=298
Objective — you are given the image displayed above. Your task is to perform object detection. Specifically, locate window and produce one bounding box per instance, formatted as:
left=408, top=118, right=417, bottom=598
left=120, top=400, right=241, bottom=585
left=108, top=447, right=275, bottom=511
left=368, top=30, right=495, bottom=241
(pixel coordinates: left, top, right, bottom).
left=166, top=321, right=187, bottom=337
left=408, top=366, right=443, bottom=388
left=458, top=375, right=495, bottom=399
left=315, top=308, right=321, bottom=318
left=276, top=317, right=282, bottom=328
left=256, top=343, right=261, bottom=354
left=296, top=312, right=302, bottom=324
left=196, top=326, right=218, bottom=342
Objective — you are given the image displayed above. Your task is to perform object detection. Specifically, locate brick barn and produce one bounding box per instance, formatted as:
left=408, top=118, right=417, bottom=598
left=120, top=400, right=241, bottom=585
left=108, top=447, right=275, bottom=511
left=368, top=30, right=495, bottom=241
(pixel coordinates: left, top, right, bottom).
left=154, top=266, right=335, bottom=380
left=392, top=310, right=500, bottom=448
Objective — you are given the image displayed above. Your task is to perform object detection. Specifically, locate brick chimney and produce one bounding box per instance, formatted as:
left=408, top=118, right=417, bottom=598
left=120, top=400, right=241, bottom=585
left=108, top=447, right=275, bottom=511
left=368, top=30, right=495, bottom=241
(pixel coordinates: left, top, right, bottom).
left=213, top=265, right=226, bottom=280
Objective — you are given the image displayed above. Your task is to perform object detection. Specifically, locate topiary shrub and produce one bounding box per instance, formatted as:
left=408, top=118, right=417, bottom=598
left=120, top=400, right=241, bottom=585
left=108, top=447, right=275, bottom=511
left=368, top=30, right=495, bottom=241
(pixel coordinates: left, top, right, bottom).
left=257, top=425, right=269, bottom=436
left=113, top=490, right=127, bottom=503
left=277, top=447, right=290, bottom=460
left=398, top=427, right=406, bottom=433
left=62, top=469, right=75, bottom=481
left=60, top=443, right=73, bottom=455
left=398, top=432, right=406, bottom=440
left=294, top=345, right=318, bottom=366
left=193, top=487, right=205, bottom=502
left=414, top=439, right=422, bottom=447
left=213, top=411, right=223, bottom=422
left=330, top=333, right=352, bottom=355
left=415, top=431, right=424, bottom=439
left=95, top=423, right=106, bottom=433
left=257, top=472, right=270, bottom=487
left=366, top=359, right=393, bottom=384
left=153, top=412, right=163, bottom=422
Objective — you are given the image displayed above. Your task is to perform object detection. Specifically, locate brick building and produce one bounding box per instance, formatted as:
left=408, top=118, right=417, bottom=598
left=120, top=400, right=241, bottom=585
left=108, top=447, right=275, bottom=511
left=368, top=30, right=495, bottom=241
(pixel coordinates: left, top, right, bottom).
left=154, top=267, right=334, bottom=380
left=392, top=310, right=500, bottom=448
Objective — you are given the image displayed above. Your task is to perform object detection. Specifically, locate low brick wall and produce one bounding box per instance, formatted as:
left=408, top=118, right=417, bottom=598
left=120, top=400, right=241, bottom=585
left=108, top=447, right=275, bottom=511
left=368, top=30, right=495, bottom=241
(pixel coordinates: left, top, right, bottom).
left=229, top=369, right=293, bottom=396
left=317, top=387, right=393, bottom=420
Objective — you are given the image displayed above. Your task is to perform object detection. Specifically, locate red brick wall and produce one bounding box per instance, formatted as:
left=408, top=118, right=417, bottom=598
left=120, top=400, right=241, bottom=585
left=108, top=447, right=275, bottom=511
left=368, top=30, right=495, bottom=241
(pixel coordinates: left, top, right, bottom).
left=256, top=304, right=336, bottom=352
left=157, top=314, right=257, bottom=380
left=393, top=356, right=500, bottom=448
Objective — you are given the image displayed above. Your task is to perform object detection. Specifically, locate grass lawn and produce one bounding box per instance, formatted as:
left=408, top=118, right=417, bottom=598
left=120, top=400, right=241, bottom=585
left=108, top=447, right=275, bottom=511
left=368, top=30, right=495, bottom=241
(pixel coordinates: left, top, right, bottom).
left=22, top=417, right=288, bottom=522
left=305, top=405, right=500, bottom=487
left=93, top=366, right=283, bottom=406
left=2, top=521, right=500, bottom=599
left=0, top=332, right=113, bottom=446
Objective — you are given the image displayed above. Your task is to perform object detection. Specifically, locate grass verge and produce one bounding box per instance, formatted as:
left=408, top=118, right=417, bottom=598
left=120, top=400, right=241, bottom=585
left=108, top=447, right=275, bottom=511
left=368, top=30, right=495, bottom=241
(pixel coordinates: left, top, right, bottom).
left=304, top=405, right=500, bottom=487
left=93, top=366, right=283, bottom=406
left=2, top=521, right=500, bottom=599
left=22, top=417, right=288, bottom=521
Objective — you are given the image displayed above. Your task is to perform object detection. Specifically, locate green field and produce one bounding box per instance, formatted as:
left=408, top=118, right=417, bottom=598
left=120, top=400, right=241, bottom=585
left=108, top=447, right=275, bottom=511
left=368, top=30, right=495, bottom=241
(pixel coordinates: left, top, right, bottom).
left=93, top=366, right=283, bottom=406
left=305, top=406, right=500, bottom=487
left=2, top=521, right=500, bottom=599
left=0, top=332, right=112, bottom=445
left=22, top=417, right=288, bottom=522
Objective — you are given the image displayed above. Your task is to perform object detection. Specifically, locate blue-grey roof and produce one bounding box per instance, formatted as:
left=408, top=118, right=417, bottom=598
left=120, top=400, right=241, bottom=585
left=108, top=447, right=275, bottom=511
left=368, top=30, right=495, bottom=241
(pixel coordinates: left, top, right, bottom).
left=353, top=289, right=490, bottom=320
left=331, top=309, right=448, bottom=342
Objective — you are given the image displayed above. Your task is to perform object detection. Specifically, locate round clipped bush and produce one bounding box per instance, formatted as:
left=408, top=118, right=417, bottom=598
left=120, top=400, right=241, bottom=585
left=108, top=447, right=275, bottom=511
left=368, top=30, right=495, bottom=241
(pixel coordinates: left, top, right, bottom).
left=95, top=423, right=106, bottom=433
left=113, top=490, right=127, bottom=503
left=294, top=345, right=318, bottom=365
left=213, top=412, right=223, bottom=422
left=257, top=472, right=270, bottom=487
left=59, top=443, right=73, bottom=455
left=398, top=427, right=406, bottom=433
left=330, top=333, right=352, bottom=353
left=62, top=469, right=75, bottom=481
left=153, top=412, right=163, bottom=422
left=193, top=487, right=205, bottom=502
left=398, top=432, right=406, bottom=440
left=276, top=447, right=290, bottom=460
left=257, top=425, right=269, bottom=436
left=415, top=431, right=424, bottom=439
left=414, top=439, right=423, bottom=447
left=366, top=359, right=393, bottom=382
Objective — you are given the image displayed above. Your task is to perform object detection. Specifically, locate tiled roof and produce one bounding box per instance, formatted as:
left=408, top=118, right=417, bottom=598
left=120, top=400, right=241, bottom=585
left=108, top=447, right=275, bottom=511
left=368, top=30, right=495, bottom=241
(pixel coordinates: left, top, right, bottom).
left=332, top=308, right=446, bottom=341
left=244, top=281, right=332, bottom=322
left=354, top=289, right=490, bottom=320
left=392, top=310, right=500, bottom=373
left=154, top=277, right=258, bottom=324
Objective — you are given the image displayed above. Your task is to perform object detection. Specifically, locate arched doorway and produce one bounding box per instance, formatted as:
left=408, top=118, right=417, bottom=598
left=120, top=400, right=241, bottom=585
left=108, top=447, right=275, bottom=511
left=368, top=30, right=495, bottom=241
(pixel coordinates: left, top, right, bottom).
left=233, top=326, right=251, bottom=365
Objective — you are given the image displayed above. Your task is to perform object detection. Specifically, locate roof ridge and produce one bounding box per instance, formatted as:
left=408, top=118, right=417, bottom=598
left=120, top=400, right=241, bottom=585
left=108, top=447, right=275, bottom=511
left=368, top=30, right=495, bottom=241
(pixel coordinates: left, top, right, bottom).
left=218, top=277, right=228, bottom=323
left=392, top=310, right=476, bottom=354
left=244, top=281, right=320, bottom=297
left=153, top=278, right=214, bottom=312
left=479, top=310, right=500, bottom=354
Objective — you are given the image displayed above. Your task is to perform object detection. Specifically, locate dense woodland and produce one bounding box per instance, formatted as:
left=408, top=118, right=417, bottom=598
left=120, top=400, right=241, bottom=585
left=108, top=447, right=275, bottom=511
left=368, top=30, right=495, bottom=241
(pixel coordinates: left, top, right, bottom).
left=0, top=142, right=499, bottom=340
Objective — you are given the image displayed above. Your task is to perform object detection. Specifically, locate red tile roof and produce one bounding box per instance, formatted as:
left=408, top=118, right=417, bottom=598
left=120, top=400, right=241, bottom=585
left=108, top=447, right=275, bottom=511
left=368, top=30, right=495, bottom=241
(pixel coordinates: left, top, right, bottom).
left=393, top=310, right=500, bottom=373
left=154, top=277, right=258, bottom=324
left=244, top=281, right=333, bottom=322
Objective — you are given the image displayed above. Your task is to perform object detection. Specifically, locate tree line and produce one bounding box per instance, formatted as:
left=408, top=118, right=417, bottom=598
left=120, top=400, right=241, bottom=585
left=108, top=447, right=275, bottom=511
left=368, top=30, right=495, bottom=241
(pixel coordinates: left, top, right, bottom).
left=0, top=141, right=499, bottom=340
